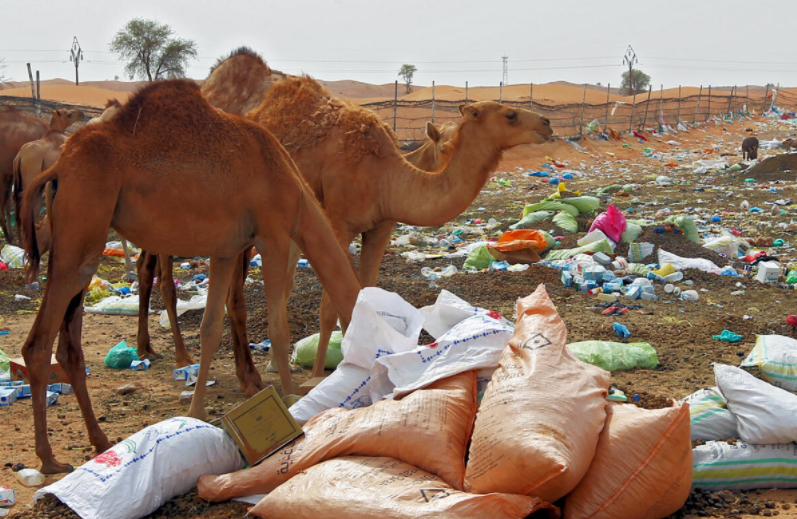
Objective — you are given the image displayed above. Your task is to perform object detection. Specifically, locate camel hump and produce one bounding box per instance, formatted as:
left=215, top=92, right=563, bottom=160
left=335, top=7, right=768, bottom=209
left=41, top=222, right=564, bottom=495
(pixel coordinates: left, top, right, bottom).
left=209, top=46, right=272, bottom=75
left=113, top=80, right=208, bottom=130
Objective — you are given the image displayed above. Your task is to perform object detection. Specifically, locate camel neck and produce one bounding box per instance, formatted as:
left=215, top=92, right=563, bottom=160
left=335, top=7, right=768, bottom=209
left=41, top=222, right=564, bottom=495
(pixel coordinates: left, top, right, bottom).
left=383, top=123, right=499, bottom=227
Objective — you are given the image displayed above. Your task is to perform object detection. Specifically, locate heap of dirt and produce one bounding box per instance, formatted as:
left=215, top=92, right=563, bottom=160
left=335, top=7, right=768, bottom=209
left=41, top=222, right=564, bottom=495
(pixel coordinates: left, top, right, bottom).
left=615, top=227, right=730, bottom=265
left=746, top=153, right=797, bottom=182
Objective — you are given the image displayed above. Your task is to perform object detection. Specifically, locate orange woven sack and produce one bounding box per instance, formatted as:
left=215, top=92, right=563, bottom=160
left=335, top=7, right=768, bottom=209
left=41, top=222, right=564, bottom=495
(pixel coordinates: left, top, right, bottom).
left=487, top=230, right=548, bottom=264
left=563, top=403, right=693, bottom=519
left=249, top=456, right=561, bottom=519
left=464, top=284, right=610, bottom=502
left=198, top=371, right=477, bottom=501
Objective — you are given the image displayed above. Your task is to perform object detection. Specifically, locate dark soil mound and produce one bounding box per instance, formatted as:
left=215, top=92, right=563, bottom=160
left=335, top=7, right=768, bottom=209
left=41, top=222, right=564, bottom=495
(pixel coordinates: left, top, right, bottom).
left=746, top=153, right=797, bottom=182
left=615, top=227, right=730, bottom=265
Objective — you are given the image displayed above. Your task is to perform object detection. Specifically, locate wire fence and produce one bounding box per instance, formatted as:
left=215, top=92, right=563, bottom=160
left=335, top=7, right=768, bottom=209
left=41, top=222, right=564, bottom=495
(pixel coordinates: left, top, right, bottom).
left=0, top=95, right=104, bottom=133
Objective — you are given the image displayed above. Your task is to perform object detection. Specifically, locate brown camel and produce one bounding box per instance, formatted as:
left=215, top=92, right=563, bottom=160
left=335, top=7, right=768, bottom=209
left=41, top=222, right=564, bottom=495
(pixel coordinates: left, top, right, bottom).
left=18, top=80, right=361, bottom=474
left=403, top=121, right=457, bottom=171
left=0, top=107, right=83, bottom=242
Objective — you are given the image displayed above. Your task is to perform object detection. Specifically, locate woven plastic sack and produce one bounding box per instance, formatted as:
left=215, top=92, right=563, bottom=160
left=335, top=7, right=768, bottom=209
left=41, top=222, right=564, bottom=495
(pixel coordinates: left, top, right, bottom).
left=682, top=387, right=739, bottom=441
left=510, top=210, right=554, bottom=230
left=741, top=334, right=797, bottom=391
left=523, top=200, right=579, bottom=217
left=0, top=244, right=25, bottom=269
left=462, top=245, right=499, bottom=270
left=199, top=371, right=477, bottom=501
left=566, top=341, right=658, bottom=371
left=464, top=285, right=610, bottom=502
left=621, top=222, right=643, bottom=243
left=692, top=441, right=797, bottom=490
left=487, top=230, right=547, bottom=264
left=560, top=196, right=601, bottom=214
left=628, top=242, right=655, bottom=263
left=588, top=205, right=626, bottom=243
left=563, top=403, right=693, bottom=519
left=545, top=239, right=614, bottom=260
left=715, top=363, right=797, bottom=444
left=85, top=295, right=147, bottom=316
left=33, top=418, right=243, bottom=519
left=0, top=348, right=9, bottom=373
left=419, top=289, right=513, bottom=339
left=103, top=340, right=139, bottom=369
left=291, top=331, right=344, bottom=369
left=248, top=456, right=559, bottom=519
left=553, top=210, right=578, bottom=232
left=665, top=215, right=699, bottom=243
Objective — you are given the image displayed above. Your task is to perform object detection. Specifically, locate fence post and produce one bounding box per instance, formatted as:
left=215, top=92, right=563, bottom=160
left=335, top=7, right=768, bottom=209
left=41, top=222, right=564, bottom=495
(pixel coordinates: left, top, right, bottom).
left=694, top=85, right=702, bottom=124
left=707, top=85, right=711, bottom=121
left=762, top=84, right=770, bottom=113
left=676, top=85, right=682, bottom=125
left=499, top=81, right=503, bottom=103
left=529, top=83, right=533, bottom=109
left=26, top=63, right=35, bottom=100
left=746, top=85, right=749, bottom=113
left=578, top=83, right=587, bottom=137
left=431, top=81, right=435, bottom=124
left=771, top=83, right=779, bottom=111
left=629, top=90, right=637, bottom=133
left=604, top=83, right=610, bottom=132
left=658, top=84, right=663, bottom=127
left=392, top=80, right=398, bottom=133
left=465, top=81, right=468, bottom=104
left=35, top=70, right=41, bottom=118
left=641, top=85, right=652, bottom=130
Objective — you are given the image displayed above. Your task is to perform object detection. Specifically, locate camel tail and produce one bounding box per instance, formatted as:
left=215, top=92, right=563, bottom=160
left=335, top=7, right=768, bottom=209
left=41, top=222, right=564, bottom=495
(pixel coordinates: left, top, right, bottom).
left=21, top=167, right=57, bottom=283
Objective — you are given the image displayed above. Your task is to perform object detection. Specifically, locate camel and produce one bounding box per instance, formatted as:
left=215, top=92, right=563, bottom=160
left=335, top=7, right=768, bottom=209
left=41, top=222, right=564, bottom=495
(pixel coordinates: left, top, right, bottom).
left=403, top=121, right=458, bottom=171
left=0, top=107, right=84, bottom=242
left=18, top=80, right=361, bottom=474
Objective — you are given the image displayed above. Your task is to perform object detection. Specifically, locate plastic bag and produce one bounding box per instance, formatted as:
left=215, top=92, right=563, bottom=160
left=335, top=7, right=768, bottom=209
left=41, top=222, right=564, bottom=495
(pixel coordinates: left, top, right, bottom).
left=658, top=249, right=722, bottom=274
left=510, top=211, right=554, bottom=230
left=462, top=245, right=498, bottom=271
left=419, top=290, right=513, bottom=340
left=523, top=200, right=579, bottom=217
left=715, top=363, right=797, bottom=444
left=692, top=441, right=797, bottom=490
left=628, top=242, right=655, bottom=263
left=0, top=244, right=26, bottom=269
left=563, top=403, right=692, bottom=519
left=487, top=230, right=547, bottom=264
left=464, top=285, right=610, bottom=502
left=85, top=295, right=147, bottom=316
left=588, top=205, right=626, bottom=243
left=566, top=341, right=658, bottom=371
left=741, top=335, right=797, bottom=391
left=682, top=387, right=739, bottom=441
left=559, top=196, right=601, bottom=214
left=199, top=371, right=477, bottom=500
left=248, top=456, right=558, bottom=519
left=577, top=229, right=608, bottom=248
left=545, top=239, right=614, bottom=261
left=33, top=417, right=243, bottom=519
left=552, top=210, right=578, bottom=233
left=291, top=331, right=344, bottom=369
left=159, top=294, right=208, bottom=328
left=665, top=215, right=699, bottom=243
left=103, top=340, right=139, bottom=369
left=0, top=348, right=10, bottom=373
left=375, top=315, right=514, bottom=397
left=621, top=222, right=642, bottom=243
left=703, top=236, right=741, bottom=258
left=289, top=288, right=424, bottom=423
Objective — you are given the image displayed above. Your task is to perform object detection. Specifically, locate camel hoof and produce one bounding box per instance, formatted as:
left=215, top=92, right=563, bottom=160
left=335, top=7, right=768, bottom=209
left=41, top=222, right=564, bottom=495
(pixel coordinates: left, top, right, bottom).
left=40, top=459, right=73, bottom=475
left=175, top=357, right=194, bottom=369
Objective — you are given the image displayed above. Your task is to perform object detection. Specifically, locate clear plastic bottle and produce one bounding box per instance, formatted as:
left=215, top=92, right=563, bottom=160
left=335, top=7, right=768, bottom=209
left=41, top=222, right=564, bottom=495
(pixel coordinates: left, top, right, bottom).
left=17, top=468, right=45, bottom=486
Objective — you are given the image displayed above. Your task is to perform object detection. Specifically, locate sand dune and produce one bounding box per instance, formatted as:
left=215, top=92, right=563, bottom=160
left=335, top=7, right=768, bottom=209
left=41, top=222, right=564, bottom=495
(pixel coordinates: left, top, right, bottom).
left=0, top=85, right=131, bottom=106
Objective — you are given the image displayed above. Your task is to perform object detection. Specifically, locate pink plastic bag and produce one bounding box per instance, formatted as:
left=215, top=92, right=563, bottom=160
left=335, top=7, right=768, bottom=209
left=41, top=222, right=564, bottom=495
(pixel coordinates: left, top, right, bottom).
left=588, top=205, right=626, bottom=243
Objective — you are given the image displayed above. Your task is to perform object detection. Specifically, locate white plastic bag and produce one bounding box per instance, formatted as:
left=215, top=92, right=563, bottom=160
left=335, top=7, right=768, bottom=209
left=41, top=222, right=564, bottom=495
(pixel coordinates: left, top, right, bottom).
left=33, top=417, right=243, bottom=519
left=159, top=294, right=208, bottom=327
left=85, top=295, right=150, bottom=316
left=658, top=249, right=723, bottom=274
left=714, top=364, right=797, bottom=444
left=419, top=290, right=512, bottom=339
left=741, top=335, right=797, bottom=391
left=682, top=387, right=739, bottom=441
left=703, top=236, right=740, bottom=259
left=693, top=441, right=797, bottom=490
left=289, top=288, right=423, bottom=423
left=374, top=314, right=514, bottom=397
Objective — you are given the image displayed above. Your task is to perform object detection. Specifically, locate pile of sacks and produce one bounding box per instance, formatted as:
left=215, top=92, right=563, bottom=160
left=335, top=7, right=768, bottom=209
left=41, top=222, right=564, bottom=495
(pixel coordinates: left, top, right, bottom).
left=684, top=334, right=797, bottom=491
left=197, top=285, right=692, bottom=518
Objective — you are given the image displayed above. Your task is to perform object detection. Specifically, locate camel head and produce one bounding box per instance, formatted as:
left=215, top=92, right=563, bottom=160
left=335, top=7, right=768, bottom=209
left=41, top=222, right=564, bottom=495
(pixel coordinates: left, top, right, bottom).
left=87, top=99, right=123, bottom=126
left=420, top=121, right=457, bottom=169
left=458, top=101, right=552, bottom=148
left=49, top=109, right=85, bottom=131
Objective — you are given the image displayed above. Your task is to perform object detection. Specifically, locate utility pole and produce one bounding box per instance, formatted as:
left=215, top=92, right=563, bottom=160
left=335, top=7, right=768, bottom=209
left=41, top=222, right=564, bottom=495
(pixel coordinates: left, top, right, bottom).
left=501, top=55, right=509, bottom=87
left=69, top=36, right=83, bottom=86
left=622, top=45, right=638, bottom=96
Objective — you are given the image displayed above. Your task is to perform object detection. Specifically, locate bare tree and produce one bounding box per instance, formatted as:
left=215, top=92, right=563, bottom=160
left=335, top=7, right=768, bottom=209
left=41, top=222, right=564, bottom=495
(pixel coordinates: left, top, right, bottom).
left=109, top=18, right=198, bottom=81
left=0, top=57, right=8, bottom=84
left=398, top=64, right=417, bottom=94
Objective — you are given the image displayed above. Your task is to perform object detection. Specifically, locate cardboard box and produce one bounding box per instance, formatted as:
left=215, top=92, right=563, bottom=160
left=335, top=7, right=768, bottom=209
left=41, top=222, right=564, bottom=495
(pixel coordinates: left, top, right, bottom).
left=0, top=388, right=17, bottom=406
left=756, top=261, right=781, bottom=284
left=298, top=377, right=326, bottom=396
left=220, top=386, right=303, bottom=466
left=0, top=485, right=16, bottom=507
left=10, top=355, right=70, bottom=384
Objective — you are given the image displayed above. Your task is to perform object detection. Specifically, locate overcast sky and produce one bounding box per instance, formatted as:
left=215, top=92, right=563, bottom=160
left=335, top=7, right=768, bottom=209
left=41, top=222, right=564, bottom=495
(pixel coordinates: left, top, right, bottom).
left=4, top=0, right=797, bottom=89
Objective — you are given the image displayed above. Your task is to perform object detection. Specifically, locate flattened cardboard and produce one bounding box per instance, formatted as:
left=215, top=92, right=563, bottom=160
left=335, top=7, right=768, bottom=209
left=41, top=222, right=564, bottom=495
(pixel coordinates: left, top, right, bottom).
left=220, top=386, right=302, bottom=466
left=9, top=355, right=70, bottom=384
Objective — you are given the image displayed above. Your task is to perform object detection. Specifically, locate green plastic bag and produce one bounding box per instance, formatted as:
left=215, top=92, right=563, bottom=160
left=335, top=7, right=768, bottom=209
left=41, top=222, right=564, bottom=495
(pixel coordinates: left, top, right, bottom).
left=544, top=238, right=614, bottom=260
left=595, top=185, right=624, bottom=195
left=0, top=348, right=10, bottom=373
left=621, top=222, right=643, bottom=243
left=463, top=245, right=498, bottom=270
left=509, top=211, right=554, bottom=230
left=552, top=210, right=578, bottom=233
left=292, top=331, right=344, bottom=370
left=104, top=340, right=139, bottom=369
left=665, top=215, right=699, bottom=243
left=559, top=196, right=601, bottom=214
left=567, top=341, right=659, bottom=371
left=542, top=232, right=556, bottom=251
left=522, top=200, right=579, bottom=218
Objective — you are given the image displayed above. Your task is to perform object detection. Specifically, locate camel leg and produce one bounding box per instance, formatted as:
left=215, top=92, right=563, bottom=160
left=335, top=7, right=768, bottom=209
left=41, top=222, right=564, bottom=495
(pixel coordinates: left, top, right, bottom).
left=259, top=237, right=295, bottom=395
left=228, top=246, right=263, bottom=396
left=158, top=254, right=193, bottom=367
left=188, top=256, right=236, bottom=421
left=135, top=251, right=160, bottom=361
left=0, top=179, right=12, bottom=244
left=55, top=291, right=111, bottom=459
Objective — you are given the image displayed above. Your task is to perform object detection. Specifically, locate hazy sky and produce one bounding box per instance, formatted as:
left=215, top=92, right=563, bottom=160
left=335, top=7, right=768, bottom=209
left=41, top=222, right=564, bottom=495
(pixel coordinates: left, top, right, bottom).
left=4, top=0, right=797, bottom=89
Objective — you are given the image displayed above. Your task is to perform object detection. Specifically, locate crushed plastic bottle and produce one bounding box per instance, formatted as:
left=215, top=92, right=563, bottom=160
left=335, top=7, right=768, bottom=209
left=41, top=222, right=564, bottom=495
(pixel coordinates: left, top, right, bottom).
left=17, top=468, right=44, bottom=486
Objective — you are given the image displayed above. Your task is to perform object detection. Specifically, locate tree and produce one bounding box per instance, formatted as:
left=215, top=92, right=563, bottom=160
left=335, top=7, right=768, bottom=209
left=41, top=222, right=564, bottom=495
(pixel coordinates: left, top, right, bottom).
left=621, top=69, right=650, bottom=95
left=596, top=81, right=602, bottom=87
left=109, top=18, right=198, bottom=81
left=398, top=64, right=417, bottom=94
left=0, top=57, right=7, bottom=83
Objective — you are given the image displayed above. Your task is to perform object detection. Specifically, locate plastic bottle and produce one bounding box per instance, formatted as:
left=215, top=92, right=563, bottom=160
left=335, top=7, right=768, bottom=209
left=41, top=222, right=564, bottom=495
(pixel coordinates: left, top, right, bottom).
left=440, top=265, right=458, bottom=277
left=17, top=468, right=45, bottom=486
left=663, top=272, right=684, bottom=283
left=664, top=283, right=674, bottom=294
left=420, top=267, right=440, bottom=280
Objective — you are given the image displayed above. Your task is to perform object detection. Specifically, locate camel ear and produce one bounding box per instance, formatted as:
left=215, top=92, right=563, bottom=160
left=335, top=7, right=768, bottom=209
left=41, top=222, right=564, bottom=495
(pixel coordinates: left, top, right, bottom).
left=460, top=104, right=479, bottom=120
left=53, top=110, right=61, bottom=117
left=425, top=121, right=440, bottom=143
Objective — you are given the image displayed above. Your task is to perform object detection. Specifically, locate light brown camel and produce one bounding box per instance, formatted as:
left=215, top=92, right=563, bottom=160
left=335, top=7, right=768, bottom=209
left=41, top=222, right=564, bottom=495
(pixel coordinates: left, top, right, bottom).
left=18, top=80, right=361, bottom=474
left=0, top=107, right=83, bottom=242
left=403, top=121, right=458, bottom=171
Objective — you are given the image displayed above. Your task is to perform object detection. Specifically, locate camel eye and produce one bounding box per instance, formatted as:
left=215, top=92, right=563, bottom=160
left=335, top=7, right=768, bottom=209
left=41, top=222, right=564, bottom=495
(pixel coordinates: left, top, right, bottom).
left=506, top=112, right=517, bottom=121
